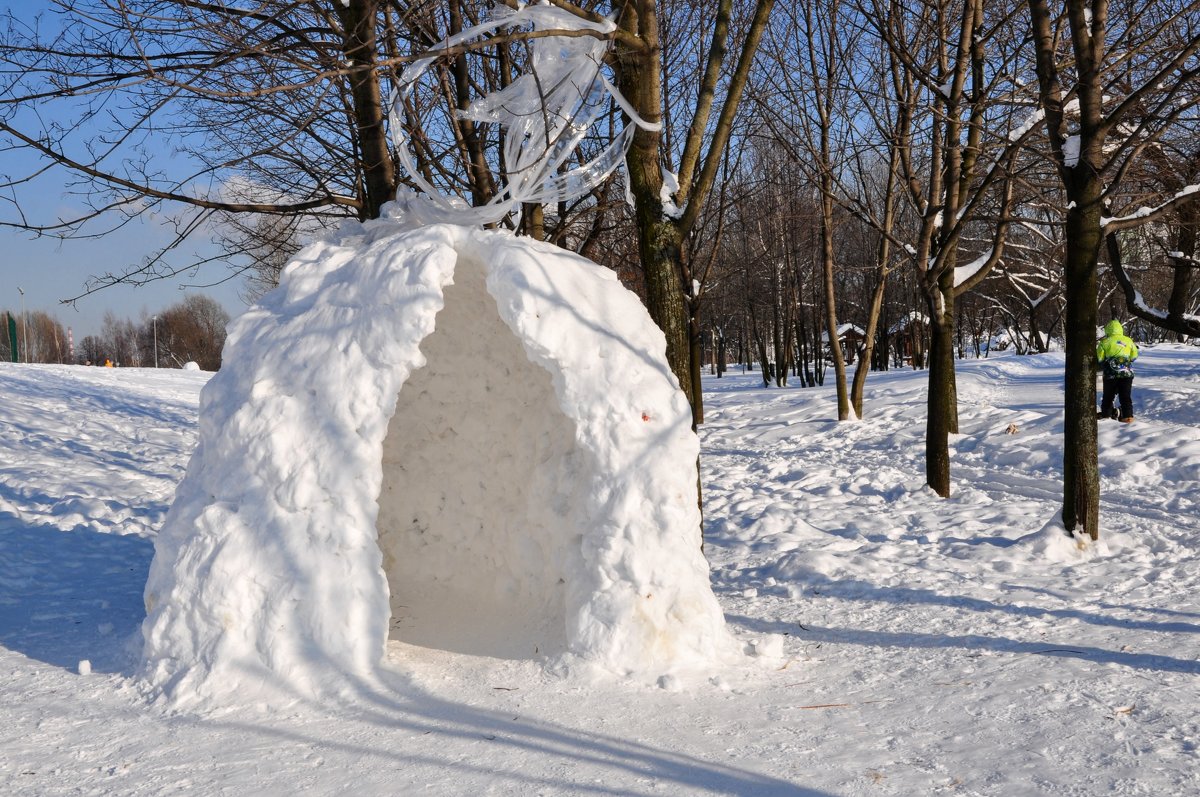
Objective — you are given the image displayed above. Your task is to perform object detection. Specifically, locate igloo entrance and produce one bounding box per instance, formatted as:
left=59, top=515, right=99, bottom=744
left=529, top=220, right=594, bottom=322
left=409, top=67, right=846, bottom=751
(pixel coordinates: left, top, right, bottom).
left=376, top=254, right=584, bottom=659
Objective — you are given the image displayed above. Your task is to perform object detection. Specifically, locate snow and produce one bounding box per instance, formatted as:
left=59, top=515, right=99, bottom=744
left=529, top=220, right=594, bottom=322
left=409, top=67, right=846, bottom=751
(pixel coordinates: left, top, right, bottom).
left=1008, top=108, right=1044, bottom=142
left=953, top=249, right=993, bottom=288
left=3, top=345, right=1200, bottom=794
left=820, top=323, right=865, bottom=343
left=140, top=208, right=734, bottom=709
left=889, top=310, right=929, bottom=334
left=1133, top=289, right=1168, bottom=320
left=661, top=169, right=684, bottom=220
left=1103, top=184, right=1200, bottom=228
left=1062, top=134, right=1081, bottom=167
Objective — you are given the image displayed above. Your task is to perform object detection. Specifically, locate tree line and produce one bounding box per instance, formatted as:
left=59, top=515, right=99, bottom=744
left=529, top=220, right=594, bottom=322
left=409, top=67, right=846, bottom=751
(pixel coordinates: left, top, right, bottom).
left=2, top=296, right=229, bottom=372
left=1, top=0, right=1197, bottom=540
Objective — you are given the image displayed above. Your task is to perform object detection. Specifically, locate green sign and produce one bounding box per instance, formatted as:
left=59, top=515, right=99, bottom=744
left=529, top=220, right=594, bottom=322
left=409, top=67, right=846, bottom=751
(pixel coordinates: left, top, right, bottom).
left=7, top=313, right=16, bottom=363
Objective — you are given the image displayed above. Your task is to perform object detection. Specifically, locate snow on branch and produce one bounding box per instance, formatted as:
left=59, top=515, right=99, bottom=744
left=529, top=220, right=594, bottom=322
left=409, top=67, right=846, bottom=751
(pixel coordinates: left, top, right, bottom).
left=1102, top=184, right=1200, bottom=231
left=1106, top=229, right=1200, bottom=337
left=1167, top=251, right=1200, bottom=270
left=1013, top=219, right=1058, bottom=248
left=1130, top=289, right=1169, bottom=320
left=1008, top=107, right=1053, bottom=143
left=954, top=248, right=997, bottom=289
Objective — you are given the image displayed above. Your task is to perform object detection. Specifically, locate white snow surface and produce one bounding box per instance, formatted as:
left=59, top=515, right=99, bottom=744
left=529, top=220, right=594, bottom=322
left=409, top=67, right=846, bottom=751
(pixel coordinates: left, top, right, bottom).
left=3, top=346, right=1200, bottom=794
left=140, top=214, right=733, bottom=709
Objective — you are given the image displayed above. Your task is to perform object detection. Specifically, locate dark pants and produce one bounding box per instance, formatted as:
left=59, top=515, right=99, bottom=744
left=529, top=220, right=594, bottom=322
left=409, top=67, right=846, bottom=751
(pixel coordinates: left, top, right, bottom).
left=1100, top=374, right=1134, bottom=420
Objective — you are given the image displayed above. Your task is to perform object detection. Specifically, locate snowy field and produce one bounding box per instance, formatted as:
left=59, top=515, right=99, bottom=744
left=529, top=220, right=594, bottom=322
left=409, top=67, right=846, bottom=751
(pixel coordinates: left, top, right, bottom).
left=2, top=346, right=1199, bottom=796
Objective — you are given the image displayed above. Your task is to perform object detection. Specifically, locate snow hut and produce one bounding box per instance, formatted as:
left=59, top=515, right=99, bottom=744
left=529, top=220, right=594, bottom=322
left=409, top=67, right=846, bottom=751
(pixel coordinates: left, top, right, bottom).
left=140, top=202, right=735, bottom=707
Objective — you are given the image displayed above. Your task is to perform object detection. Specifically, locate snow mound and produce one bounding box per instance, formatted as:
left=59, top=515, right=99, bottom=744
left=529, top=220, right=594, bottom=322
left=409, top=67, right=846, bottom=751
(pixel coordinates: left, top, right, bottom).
left=1011, top=516, right=1112, bottom=562
left=140, top=205, right=736, bottom=709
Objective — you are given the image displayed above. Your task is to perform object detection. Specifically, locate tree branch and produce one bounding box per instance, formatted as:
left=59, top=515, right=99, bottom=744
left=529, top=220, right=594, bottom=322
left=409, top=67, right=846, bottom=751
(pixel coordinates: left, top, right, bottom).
left=678, top=0, right=775, bottom=238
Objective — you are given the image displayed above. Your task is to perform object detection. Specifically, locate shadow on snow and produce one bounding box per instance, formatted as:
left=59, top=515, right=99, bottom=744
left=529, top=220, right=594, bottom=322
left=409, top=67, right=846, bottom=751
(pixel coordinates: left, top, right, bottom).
left=0, top=515, right=151, bottom=674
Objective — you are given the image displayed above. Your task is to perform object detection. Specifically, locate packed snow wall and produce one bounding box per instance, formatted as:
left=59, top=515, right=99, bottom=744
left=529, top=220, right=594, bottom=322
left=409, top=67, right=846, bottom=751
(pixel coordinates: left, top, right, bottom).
left=377, top=254, right=580, bottom=659
left=141, top=205, right=735, bottom=708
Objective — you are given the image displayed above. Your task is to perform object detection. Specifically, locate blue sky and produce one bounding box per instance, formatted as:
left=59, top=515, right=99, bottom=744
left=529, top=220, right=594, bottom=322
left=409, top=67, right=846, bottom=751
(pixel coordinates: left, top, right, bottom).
left=1, top=122, right=250, bottom=340
left=3, top=214, right=250, bottom=341
left=0, top=1, right=250, bottom=340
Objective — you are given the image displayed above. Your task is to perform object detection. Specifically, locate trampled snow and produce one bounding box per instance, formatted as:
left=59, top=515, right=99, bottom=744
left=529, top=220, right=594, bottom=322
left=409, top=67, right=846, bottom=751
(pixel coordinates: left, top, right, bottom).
left=2, top=344, right=1199, bottom=794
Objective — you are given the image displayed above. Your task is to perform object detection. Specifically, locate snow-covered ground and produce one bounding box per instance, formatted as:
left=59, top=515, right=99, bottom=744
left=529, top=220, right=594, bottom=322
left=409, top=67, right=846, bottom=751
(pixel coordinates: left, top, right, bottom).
left=2, top=347, right=1198, bottom=796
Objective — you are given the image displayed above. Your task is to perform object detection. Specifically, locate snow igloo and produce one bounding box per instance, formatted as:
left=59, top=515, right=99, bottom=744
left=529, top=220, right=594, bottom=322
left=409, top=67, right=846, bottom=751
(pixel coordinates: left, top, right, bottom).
left=140, top=204, right=735, bottom=707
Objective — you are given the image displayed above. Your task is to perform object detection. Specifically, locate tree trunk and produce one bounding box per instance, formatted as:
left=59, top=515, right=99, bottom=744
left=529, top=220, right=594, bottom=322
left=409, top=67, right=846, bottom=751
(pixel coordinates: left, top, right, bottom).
left=925, top=284, right=956, bottom=497
left=448, top=0, right=493, bottom=207
left=334, top=0, right=395, bottom=220
left=1167, top=209, right=1196, bottom=338
left=1030, top=303, right=1046, bottom=352
left=851, top=273, right=889, bottom=417
left=615, top=6, right=696, bottom=415
left=638, top=214, right=693, bottom=403
left=1172, top=202, right=1197, bottom=341
left=1061, top=185, right=1102, bottom=538
left=750, top=303, right=771, bottom=388
left=521, top=203, right=545, bottom=240
left=688, top=297, right=704, bottom=424
left=820, top=190, right=850, bottom=418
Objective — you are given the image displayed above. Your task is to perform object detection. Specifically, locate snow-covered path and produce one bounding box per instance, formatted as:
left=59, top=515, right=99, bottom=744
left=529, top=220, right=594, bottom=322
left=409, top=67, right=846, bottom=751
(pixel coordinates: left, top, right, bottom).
left=2, top=349, right=1199, bottom=795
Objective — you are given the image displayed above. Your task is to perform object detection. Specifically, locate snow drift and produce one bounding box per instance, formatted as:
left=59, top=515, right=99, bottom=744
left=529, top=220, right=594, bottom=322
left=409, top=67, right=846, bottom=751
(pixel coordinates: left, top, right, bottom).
left=140, top=201, right=735, bottom=708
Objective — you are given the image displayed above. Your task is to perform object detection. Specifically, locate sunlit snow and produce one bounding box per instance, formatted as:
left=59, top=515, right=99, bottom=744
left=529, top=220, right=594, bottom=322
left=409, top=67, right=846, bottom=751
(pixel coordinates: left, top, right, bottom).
left=3, top=344, right=1199, bottom=794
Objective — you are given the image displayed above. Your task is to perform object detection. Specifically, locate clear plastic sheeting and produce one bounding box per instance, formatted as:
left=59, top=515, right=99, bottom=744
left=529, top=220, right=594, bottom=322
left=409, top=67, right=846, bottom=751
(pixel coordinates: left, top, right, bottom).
left=389, top=5, right=655, bottom=227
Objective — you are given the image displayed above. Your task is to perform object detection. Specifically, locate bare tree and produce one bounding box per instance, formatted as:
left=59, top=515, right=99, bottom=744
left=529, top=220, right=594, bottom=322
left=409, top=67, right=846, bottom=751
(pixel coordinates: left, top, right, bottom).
left=1023, top=0, right=1200, bottom=538
left=984, top=200, right=1068, bottom=354
left=0, top=310, right=70, bottom=363
left=0, top=3, right=391, bottom=292
left=755, top=0, right=910, bottom=419
left=793, top=0, right=854, bottom=418
left=233, top=214, right=308, bottom=301
left=611, top=0, right=777, bottom=426
left=78, top=335, right=104, bottom=366
left=154, top=295, right=231, bottom=371
left=844, top=0, right=1031, bottom=496
left=1105, top=131, right=1200, bottom=339
left=0, top=1, right=556, bottom=298
left=100, top=312, right=140, bottom=366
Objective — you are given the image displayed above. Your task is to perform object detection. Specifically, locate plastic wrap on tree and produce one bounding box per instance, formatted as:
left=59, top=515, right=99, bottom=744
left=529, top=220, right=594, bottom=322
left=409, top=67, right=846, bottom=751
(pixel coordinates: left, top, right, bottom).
left=388, top=4, right=658, bottom=228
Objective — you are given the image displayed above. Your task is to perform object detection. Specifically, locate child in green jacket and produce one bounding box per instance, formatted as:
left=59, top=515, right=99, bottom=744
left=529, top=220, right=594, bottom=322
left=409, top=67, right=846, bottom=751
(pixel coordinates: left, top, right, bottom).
left=1096, top=319, right=1139, bottom=422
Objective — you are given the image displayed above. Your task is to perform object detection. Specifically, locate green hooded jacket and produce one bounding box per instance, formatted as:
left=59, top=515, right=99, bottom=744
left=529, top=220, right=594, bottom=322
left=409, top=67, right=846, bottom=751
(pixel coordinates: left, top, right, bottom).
left=1097, top=320, right=1138, bottom=377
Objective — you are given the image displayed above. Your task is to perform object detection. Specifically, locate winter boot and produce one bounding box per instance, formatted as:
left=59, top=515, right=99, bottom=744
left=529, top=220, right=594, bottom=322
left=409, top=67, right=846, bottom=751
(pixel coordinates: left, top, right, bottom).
left=1119, top=416, right=1134, bottom=424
